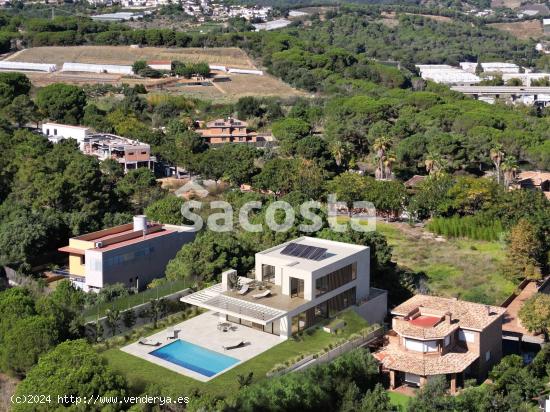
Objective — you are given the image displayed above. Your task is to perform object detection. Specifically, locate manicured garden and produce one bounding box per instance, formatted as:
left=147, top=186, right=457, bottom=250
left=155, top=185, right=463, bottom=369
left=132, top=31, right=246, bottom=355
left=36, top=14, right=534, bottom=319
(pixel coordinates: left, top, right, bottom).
left=101, top=309, right=371, bottom=398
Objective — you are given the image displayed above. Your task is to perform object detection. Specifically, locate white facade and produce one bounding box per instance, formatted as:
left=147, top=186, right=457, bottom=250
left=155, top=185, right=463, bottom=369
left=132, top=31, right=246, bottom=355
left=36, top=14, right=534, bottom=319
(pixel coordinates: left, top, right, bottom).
left=460, top=61, right=520, bottom=74
left=42, top=123, right=90, bottom=147
left=502, top=72, right=550, bottom=86
left=181, top=237, right=387, bottom=341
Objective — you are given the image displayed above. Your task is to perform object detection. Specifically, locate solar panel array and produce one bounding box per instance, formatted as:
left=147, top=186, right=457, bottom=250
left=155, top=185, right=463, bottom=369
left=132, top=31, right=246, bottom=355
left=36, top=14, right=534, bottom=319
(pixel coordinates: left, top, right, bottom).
left=280, top=243, right=327, bottom=261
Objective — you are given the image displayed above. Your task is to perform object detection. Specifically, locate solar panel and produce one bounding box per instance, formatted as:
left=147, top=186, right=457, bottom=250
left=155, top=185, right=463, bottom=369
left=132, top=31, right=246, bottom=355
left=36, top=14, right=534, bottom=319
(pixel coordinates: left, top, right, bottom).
left=310, top=248, right=327, bottom=261
left=280, top=243, right=298, bottom=256
left=280, top=243, right=327, bottom=261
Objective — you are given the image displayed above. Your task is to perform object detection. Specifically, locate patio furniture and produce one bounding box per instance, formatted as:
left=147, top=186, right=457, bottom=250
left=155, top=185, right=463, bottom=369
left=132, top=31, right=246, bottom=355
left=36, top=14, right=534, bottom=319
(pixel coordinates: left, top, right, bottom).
left=138, top=338, right=161, bottom=346
left=217, top=322, right=230, bottom=332
left=167, top=329, right=179, bottom=340
left=238, top=284, right=250, bottom=295
left=223, top=340, right=245, bottom=350
left=252, top=289, right=271, bottom=299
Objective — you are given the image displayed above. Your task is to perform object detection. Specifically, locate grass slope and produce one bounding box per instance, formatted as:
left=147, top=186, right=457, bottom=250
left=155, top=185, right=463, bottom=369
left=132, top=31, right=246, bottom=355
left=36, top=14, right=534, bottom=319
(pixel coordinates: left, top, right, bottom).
left=376, top=222, right=514, bottom=305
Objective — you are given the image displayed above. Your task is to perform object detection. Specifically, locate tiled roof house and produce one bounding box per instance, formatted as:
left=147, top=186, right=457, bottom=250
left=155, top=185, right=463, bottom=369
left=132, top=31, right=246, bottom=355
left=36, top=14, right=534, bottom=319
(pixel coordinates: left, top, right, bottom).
left=374, top=294, right=506, bottom=393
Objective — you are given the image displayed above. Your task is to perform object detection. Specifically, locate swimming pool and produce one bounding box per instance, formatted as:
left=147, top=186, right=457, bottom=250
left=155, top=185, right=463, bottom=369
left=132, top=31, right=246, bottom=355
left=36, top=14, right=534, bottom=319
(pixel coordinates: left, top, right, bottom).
left=150, top=339, right=240, bottom=377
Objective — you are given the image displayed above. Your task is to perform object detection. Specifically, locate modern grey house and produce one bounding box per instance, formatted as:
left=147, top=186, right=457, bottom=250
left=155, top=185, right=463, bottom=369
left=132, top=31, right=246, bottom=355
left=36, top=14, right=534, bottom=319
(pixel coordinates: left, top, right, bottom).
left=59, top=216, right=195, bottom=292
left=181, top=237, right=387, bottom=340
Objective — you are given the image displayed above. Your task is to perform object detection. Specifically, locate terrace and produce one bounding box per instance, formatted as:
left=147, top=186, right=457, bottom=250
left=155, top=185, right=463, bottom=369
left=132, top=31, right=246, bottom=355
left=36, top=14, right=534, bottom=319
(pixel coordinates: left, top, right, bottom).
left=104, top=309, right=371, bottom=396
left=121, top=311, right=281, bottom=382
left=181, top=280, right=305, bottom=324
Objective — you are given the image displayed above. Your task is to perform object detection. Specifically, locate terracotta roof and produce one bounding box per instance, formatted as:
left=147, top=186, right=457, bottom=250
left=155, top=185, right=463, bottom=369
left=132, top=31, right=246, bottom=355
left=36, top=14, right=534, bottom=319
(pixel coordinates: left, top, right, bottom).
left=405, top=175, right=427, bottom=187
left=393, top=317, right=459, bottom=339
left=58, top=246, right=85, bottom=255
left=93, top=228, right=175, bottom=252
left=517, top=171, right=550, bottom=186
left=392, top=295, right=506, bottom=331
left=375, top=343, right=479, bottom=375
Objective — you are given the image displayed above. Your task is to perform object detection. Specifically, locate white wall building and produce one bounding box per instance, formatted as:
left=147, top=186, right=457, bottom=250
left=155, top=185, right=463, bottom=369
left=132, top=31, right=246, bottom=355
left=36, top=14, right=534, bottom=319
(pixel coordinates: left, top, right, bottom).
left=416, top=64, right=481, bottom=85
left=42, top=123, right=90, bottom=147
left=181, top=237, right=387, bottom=340
left=460, top=62, right=521, bottom=74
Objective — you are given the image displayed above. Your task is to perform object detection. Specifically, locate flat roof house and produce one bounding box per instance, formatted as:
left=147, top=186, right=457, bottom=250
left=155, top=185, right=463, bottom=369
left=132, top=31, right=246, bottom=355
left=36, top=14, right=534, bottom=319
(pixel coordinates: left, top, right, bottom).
left=196, top=117, right=258, bottom=144
left=59, top=216, right=195, bottom=292
left=42, top=123, right=90, bottom=148
left=82, top=133, right=155, bottom=172
left=181, top=237, right=387, bottom=340
left=374, top=295, right=506, bottom=393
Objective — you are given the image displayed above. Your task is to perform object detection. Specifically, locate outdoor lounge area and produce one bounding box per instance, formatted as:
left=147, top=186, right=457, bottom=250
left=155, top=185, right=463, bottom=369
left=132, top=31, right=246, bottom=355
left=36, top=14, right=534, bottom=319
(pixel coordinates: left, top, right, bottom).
left=121, top=311, right=281, bottom=382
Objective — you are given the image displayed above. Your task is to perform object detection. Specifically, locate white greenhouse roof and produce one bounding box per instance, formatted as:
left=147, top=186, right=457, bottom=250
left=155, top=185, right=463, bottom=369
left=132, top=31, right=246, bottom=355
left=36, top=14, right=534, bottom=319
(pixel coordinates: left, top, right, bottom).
left=61, top=62, right=134, bottom=75
left=0, top=61, right=57, bottom=72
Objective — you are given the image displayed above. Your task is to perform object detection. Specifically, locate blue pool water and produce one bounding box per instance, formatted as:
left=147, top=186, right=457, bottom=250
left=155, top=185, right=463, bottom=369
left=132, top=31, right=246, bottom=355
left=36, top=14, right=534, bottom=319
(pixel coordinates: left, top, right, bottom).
left=150, top=339, right=239, bottom=377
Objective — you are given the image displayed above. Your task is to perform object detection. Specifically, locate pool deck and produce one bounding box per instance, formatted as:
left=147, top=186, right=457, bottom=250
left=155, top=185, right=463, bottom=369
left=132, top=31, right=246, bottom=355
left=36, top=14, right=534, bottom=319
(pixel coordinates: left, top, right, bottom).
left=121, top=311, right=281, bottom=381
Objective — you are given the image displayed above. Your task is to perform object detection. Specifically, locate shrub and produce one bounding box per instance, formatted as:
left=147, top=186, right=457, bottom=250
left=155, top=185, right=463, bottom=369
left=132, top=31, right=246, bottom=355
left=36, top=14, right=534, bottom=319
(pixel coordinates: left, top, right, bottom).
left=427, top=215, right=504, bottom=241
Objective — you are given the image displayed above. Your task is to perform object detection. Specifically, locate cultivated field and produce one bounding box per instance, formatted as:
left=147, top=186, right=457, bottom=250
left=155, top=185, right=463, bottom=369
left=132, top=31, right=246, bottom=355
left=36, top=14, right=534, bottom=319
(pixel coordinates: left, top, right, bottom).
left=6, top=46, right=256, bottom=68
left=213, top=73, right=307, bottom=100
left=4, top=46, right=305, bottom=101
left=489, top=20, right=544, bottom=40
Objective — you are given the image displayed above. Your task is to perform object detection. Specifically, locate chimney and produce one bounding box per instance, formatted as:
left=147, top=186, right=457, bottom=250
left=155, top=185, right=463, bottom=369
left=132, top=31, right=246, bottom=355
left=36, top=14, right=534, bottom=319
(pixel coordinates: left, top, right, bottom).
left=133, top=215, right=147, bottom=233
left=486, top=305, right=492, bottom=316
left=445, top=312, right=452, bottom=324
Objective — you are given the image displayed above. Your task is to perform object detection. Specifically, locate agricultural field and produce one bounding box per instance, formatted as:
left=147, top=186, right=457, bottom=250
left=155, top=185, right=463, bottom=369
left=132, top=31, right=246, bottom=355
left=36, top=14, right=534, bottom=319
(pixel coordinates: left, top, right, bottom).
left=489, top=20, right=544, bottom=40
left=4, top=46, right=305, bottom=101
left=6, top=46, right=256, bottom=68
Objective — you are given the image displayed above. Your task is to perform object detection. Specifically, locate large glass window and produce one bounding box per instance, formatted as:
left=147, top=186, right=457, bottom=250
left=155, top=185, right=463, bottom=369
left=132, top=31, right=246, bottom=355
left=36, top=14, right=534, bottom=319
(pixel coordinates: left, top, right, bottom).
left=262, top=264, right=275, bottom=283
left=291, top=308, right=315, bottom=334
left=404, top=338, right=438, bottom=353
left=290, top=277, right=304, bottom=298
left=315, top=263, right=357, bottom=297
left=327, top=287, right=356, bottom=317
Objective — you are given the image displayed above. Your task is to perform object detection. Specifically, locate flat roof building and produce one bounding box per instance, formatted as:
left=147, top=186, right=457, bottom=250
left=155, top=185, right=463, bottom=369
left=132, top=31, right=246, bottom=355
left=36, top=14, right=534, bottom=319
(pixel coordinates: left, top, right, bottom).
left=196, top=117, right=258, bottom=144
left=42, top=123, right=90, bottom=148
left=181, top=237, right=387, bottom=340
left=59, top=215, right=195, bottom=292
left=83, top=133, right=155, bottom=172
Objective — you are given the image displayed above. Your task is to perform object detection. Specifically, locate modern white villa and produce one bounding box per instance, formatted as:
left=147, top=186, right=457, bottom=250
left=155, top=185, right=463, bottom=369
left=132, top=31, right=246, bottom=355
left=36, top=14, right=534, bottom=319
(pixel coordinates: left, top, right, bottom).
left=181, top=237, right=388, bottom=340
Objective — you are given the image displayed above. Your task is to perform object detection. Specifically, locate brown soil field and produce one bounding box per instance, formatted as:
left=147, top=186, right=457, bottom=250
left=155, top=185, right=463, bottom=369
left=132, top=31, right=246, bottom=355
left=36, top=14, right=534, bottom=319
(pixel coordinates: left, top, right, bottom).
left=213, top=73, right=307, bottom=100
left=379, top=12, right=453, bottom=27
left=489, top=20, right=544, bottom=39
left=491, top=0, right=523, bottom=8
left=6, top=46, right=256, bottom=68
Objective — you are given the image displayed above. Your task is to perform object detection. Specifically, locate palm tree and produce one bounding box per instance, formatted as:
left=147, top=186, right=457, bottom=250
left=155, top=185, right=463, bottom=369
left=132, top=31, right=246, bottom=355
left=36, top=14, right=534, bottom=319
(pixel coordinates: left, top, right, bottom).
left=329, top=139, right=353, bottom=168
left=501, top=156, right=518, bottom=189
left=490, top=144, right=505, bottom=184
left=373, top=137, right=391, bottom=180
left=105, top=309, right=121, bottom=337
left=425, top=152, right=448, bottom=176
left=383, top=150, right=397, bottom=180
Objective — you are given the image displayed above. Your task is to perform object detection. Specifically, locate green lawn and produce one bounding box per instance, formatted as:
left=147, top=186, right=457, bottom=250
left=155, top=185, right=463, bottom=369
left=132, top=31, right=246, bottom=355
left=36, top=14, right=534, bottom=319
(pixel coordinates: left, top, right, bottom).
left=375, top=221, right=515, bottom=305
left=388, top=391, right=411, bottom=410
left=101, top=309, right=370, bottom=398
